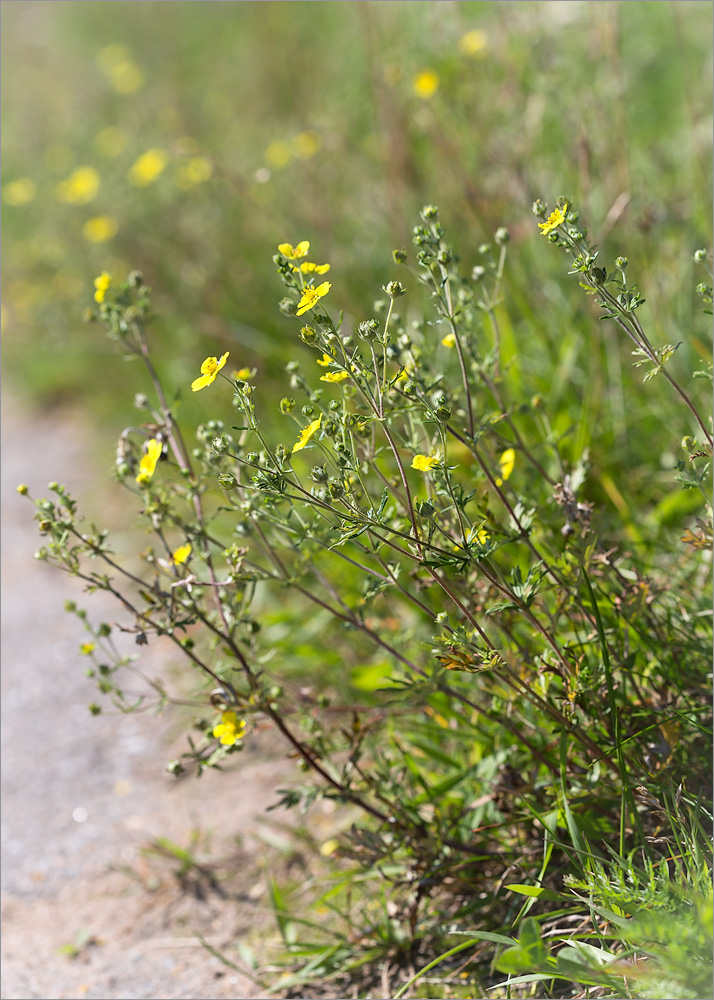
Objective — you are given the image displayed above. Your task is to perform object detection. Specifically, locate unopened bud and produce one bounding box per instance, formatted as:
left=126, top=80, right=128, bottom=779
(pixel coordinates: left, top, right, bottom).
left=495, top=227, right=510, bottom=245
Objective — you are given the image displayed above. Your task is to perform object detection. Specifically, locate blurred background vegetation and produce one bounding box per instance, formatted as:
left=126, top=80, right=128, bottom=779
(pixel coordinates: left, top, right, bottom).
left=2, top=0, right=711, bottom=463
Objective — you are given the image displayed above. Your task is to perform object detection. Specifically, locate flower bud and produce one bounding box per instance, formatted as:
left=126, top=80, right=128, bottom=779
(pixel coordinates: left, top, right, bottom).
left=302, top=404, right=315, bottom=416
left=16, top=483, right=28, bottom=495
left=478, top=243, right=491, bottom=255
left=358, top=318, right=380, bottom=340
left=495, top=227, right=510, bottom=245
left=285, top=360, right=299, bottom=373
left=218, top=473, right=238, bottom=490
left=311, top=465, right=328, bottom=483
left=245, top=452, right=259, bottom=464
left=299, top=325, right=317, bottom=344
left=437, top=249, right=453, bottom=265
left=693, top=249, right=708, bottom=263
left=416, top=499, right=435, bottom=517
left=383, top=280, right=407, bottom=299
left=435, top=405, right=451, bottom=422
left=615, top=256, right=628, bottom=270
left=128, top=270, right=144, bottom=288
left=471, top=265, right=486, bottom=282
left=212, top=435, right=229, bottom=453
left=280, top=397, right=295, bottom=414
left=392, top=248, right=407, bottom=264
left=421, top=204, right=439, bottom=221
left=328, top=479, right=344, bottom=498
left=592, top=267, right=607, bottom=285
left=279, top=297, right=296, bottom=316
left=531, top=199, right=547, bottom=218
left=166, top=759, right=184, bottom=775
left=403, top=380, right=416, bottom=395
left=134, top=392, right=150, bottom=409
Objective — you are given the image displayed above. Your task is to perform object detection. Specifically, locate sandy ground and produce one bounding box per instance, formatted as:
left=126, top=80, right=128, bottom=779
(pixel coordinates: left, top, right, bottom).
left=1, top=400, right=335, bottom=1000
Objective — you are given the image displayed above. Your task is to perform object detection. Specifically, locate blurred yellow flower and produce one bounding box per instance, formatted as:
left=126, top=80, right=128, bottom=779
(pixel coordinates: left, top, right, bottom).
left=265, top=140, right=291, bottom=169
left=80, top=642, right=96, bottom=655
left=297, top=281, right=331, bottom=316
left=175, top=157, right=213, bottom=189
left=292, top=415, right=322, bottom=453
left=56, top=166, right=100, bottom=205
left=459, top=29, right=488, bottom=56
left=93, top=271, right=112, bottom=303
left=294, top=261, right=330, bottom=274
left=2, top=178, right=36, bottom=206
left=495, top=447, right=515, bottom=486
left=83, top=216, right=118, bottom=243
left=213, top=710, right=246, bottom=746
left=234, top=367, right=253, bottom=380
left=171, top=543, right=192, bottom=565
left=293, top=131, right=321, bottom=159
left=316, top=353, right=334, bottom=366
left=469, top=526, right=490, bottom=545
left=191, top=352, right=229, bottom=391
left=319, top=838, right=339, bottom=857
left=97, top=44, right=144, bottom=94
left=413, top=70, right=439, bottom=99
left=441, top=333, right=456, bottom=348
left=278, top=240, right=310, bottom=259
left=412, top=454, right=439, bottom=472
left=136, top=438, right=162, bottom=485
left=538, top=204, right=567, bottom=236
left=319, top=370, right=350, bottom=383
left=128, top=149, right=168, bottom=187
left=95, top=127, right=126, bottom=158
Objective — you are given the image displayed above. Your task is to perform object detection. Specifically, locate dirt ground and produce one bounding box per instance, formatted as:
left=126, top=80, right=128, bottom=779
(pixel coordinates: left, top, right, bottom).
left=1, top=400, right=341, bottom=1000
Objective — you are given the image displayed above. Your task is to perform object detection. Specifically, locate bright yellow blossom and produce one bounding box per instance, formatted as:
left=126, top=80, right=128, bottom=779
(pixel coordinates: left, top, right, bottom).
left=93, top=271, right=112, bottom=303
left=83, top=216, right=118, bottom=243
left=278, top=240, right=310, bottom=259
left=538, top=204, right=567, bottom=236
left=191, top=352, right=229, bottom=392
left=128, top=149, right=168, bottom=187
left=297, top=281, right=331, bottom=316
left=56, top=166, right=100, bottom=205
left=136, top=438, right=162, bottom=485
left=292, top=261, right=331, bottom=274
left=319, top=370, right=350, bottom=383
left=80, top=642, right=96, bottom=655
left=234, top=367, right=253, bottom=380
left=441, top=333, right=456, bottom=348
left=413, top=70, right=439, bottom=99
left=292, top=415, right=322, bottom=453
left=213, top=710, right=246, bottom=746
left=171, top=543, right=192, bottom=565
left=495, top=448, right=515, bottom=486
left=412, top=454, right=439, bottom=472
left=459, top=29, right=488, bottom=56
left=316, top=353, right=334, bottom=366
left=2, top=178, right=36, bottom=206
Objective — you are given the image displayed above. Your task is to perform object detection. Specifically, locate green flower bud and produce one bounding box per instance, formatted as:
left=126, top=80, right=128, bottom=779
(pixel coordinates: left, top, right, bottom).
left=166, top=759, right=184, bottom=775
left=471, top=266, right=486, bottom=282
left=437, top=249, right=453, bottom=265
left=358, top=319, right=380, bottom=340
left=416, top=498, right=435, bottom=517
left=531, top=199, right=546, bottom=218
left=421, top=204, right=439, bottom=221
left=328, top=479, right=344, bottom=498
left=98, top=622, right=112, bottom=637
left=301, top=404, right=315, bottom=416
left=435, top=405, right=451, bottom=422
left=280, top=397, right=296, bottom=414
left=383, top=280, right=407, bottom=299
left=299, top=325, right=317, bottom=344
left=615, top=256, right=628, bottom=270
left=218, top=473, right=238, bottom=490
left=592, top=267, right=607, bottom=285
left=693, top=248, right=708, bottom=263
left=403, top=380, right=416, bottom=395
left=285, top=360, right=299, bottom=373
left=495, top=227, right=510, bottom=245
left=134, top=393, right=150, bottom=409
left=392, top=248, right=407, bottom=264
left=279, top=297, right=296, bottom=316
left=311, top=465, right=328, bottom=483
left=88, top=703, right=102, bottom=716
left=478, top=243, right=491, bottom=255
left=245, top=452, right=259, bottom=464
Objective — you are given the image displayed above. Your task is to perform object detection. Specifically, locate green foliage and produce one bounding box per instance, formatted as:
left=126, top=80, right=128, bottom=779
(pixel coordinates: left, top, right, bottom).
left=22, top=194, right=712, bottom=997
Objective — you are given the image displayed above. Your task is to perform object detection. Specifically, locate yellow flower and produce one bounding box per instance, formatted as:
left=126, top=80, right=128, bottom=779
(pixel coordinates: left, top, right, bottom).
left=136, top=438, right=162, bottom=485
left=495, top=448, right=515, bottom=486
left=234, top=367, right=253, bottom=380
left=175, top=157, right=213, bottom=189
left=316, top=353, right=334, bottom=366
left=413, top=70, right=439, bottom=99
left=319, top=838, right=339, bottom=857
left=459, top=29, right=488, bottom=56
left=293, top=131, right=321, bottom=159
left=412, top=454, right=439, bottom=472
left=93, top=271, right=112, bottom=303
left=80, top=642, right=96, bottom=655
left=292, top=415, right=322, bottom=453
left=83, top=216, right=118, bottom=243
left=97, top=44, right=144, bottom=94
left=56, top=166, right=100, bottom=205
left=191, top=351, right=229, bottom=391
left=293, top=261, right=330, bottom=274
left=538, top=204, right=567, bottom=236
left=94, top=126, right=126, bottom=158
left=128, top=149, right=168, bottom=187
left=319, top=370, right=350, bottom=383
left=213, top=710, right=246, bottom=746
left=468, top=526, right=490, bottom=545
left=297, top=281, right=331, bottom=316
left=278, top=240, right=310, bottom=260
left=265, top=140, right=291, bottom=169
left=171, top=543, right=192, bottom=565
left=2, top=178, right=36, bottom=206
left=441, top=333, right=456, bottom=348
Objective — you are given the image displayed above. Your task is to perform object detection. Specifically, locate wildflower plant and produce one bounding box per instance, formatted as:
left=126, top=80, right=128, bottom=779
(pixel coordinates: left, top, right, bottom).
left=24, top=203, right=712, bottom=997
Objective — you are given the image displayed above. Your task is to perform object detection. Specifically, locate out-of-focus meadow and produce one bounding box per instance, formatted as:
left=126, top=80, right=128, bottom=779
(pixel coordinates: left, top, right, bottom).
left=2, top=0, right=711, bottom=455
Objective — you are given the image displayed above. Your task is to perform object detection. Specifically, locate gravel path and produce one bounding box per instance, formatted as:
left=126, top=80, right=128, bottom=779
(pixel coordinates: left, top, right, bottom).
left=1, top=399, right=314, bottom=1000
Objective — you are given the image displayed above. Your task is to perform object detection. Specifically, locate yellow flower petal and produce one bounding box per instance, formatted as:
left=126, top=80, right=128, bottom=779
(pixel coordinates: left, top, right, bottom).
left=292, top=415, right=322, bottom=453
left=278, top=240, right=310, bottom=260
left=411, top=454, right=439, bottom=472
left=299, top=261, right=331, bottom=274
left=128, top=149, right=168, bottom=187
left=459, top=29, right=488, bottom=56
left=441, top=333, right=456, bottom=348
left=316, top=353, right=334, bottom=367
left=171, top=543, right=192, bottom=565
left=296, top=280, right=331, bottom=317
left=538, top=204, right=567, bottom=236
left=136, top=438, right=162, bottom=485
left=93, top=271, right=112, bottom=303
left=319, top=370, right=350, bottom=383
left=83, top=215, right=118, bottom=244
left=413, top=70, right=439, bottom=99
left=495, top=447, right=515, bottom=486
left=192, top=352, right=229, bottom=391
left=56, top=166, right=100, bottom=205
left=2, top=178, right=36, bottom=206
